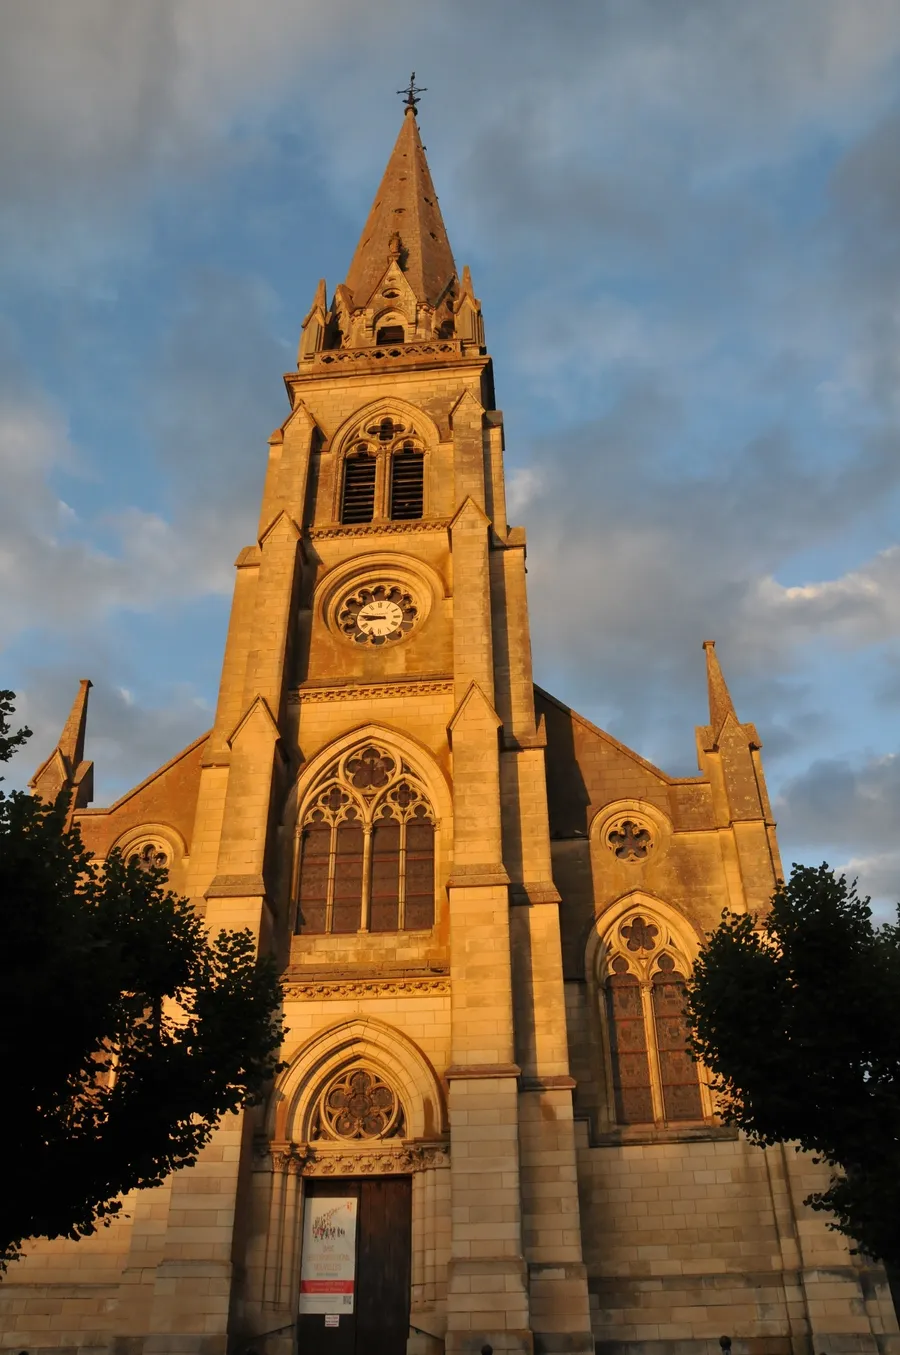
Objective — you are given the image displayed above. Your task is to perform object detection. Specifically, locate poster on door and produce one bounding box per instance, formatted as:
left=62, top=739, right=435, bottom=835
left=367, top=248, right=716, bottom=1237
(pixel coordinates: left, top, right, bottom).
left=298, top=1196, right=358, bottom=1315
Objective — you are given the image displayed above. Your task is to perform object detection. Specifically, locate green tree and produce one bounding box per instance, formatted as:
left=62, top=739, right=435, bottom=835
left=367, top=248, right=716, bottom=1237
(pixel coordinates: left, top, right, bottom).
left=685, top=863, right=900, bottom=1286
left=0, top=691, right=284, bottom=1268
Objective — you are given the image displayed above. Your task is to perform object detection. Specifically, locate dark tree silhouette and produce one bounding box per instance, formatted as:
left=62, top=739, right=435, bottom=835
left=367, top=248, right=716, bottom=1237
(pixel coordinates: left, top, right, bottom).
left=0, top=691, right=284, bottom=1267
left=686, top=862, right=900, bottom=1302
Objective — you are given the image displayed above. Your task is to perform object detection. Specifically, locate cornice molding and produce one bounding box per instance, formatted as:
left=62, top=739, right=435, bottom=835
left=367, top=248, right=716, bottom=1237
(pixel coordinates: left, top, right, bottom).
left=307, top=518, right=452, bottom=540
left=283, top=975, right=450, bottom=1000
left=445, top=1062, right=521, bottom=1081
left=257, top=1139, right=450, bottom=1176
left=289, top=678, right=453, bottom=705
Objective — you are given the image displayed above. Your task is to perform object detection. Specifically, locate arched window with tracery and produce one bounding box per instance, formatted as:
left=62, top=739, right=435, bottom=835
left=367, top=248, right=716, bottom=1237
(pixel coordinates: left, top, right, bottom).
left=601, top=910, right=705, bottom=1126
left=336, top=413, right=428, bottom=524
left=295, top=744, right=436, bottom=935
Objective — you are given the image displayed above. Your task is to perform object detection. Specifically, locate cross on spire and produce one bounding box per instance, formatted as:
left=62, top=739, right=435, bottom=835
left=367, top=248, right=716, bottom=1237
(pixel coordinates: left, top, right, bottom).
left=397, top=71, right=426, bottom=113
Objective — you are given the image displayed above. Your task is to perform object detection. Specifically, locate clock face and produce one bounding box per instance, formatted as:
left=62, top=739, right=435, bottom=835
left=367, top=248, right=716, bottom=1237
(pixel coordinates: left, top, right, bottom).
left=356, top=598, right=403, bottom=637
left=338, top=585, right=418, bottom=646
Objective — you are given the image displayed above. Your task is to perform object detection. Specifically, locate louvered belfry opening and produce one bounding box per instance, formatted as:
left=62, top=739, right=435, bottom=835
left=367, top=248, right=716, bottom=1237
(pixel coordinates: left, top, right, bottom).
left=341, top=447, right=377, bottom=523
left=390, top=444, right=424, bottom=520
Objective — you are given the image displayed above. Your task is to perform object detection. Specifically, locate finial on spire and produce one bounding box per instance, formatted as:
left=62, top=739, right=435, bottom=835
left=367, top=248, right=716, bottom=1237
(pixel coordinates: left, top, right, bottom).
left=397, top=71, right=426, bottom=114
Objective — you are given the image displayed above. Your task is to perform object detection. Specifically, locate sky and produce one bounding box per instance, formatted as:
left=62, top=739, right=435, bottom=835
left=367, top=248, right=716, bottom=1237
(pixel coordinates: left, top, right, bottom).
left=3, top=0, right=900, bottom=917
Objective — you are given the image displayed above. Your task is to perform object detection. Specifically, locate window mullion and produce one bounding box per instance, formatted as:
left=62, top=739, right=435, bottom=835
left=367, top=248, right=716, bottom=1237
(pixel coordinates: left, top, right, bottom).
left=359, top=824, right=373, bottom=932
left=325, top=822, right=337, bottom=933
left=290, top=830, right=302, bottom=930
left=398, top=818, right=407, bottom=930
left=374, top=451, right=388, bottom=520
left=642, top=982, right=666, bottom=1124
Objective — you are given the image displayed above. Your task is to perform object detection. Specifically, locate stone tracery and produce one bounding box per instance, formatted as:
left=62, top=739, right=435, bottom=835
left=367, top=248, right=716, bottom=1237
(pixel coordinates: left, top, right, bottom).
left=130, top=842, right=170, bottom=872
left=337, top=410, right=427, bottom=524
left=313, top=1067, right=403, bottom=1141
left=599, top=906, right=705, bottom=1128
left=295, top=742, right=436, bottom=935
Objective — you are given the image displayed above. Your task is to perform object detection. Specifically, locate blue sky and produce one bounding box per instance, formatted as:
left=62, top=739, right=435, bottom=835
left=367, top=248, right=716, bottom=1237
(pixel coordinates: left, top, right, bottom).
left=3, top=1, right=900, bottom=916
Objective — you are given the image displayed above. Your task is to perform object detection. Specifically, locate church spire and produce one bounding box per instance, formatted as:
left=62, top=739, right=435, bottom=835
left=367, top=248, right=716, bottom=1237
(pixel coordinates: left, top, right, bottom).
left=343, top=103, right=457, bottom=310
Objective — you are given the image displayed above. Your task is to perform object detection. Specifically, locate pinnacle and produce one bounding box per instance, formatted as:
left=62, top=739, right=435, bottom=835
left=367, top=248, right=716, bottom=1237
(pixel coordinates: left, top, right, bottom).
left=344, top=109, right=457, bottom=310
left=702, top=641, right=738, bottom=738
left=59, top=678, right=92, bottom=771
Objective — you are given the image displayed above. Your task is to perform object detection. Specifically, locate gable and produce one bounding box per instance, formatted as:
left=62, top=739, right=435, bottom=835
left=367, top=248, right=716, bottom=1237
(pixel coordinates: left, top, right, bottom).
left=74, top=731, right=209, bottom=862
left=536, top=686, right=712, bottom=836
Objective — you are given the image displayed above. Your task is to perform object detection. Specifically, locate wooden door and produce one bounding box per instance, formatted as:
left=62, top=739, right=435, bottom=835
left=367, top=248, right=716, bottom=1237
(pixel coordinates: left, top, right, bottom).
left=297, top=1177, right=412, bottom=1355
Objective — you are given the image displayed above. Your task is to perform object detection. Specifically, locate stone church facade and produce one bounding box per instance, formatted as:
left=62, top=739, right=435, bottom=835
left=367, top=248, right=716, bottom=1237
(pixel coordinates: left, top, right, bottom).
left=6, top=106, right=898, bottom=1355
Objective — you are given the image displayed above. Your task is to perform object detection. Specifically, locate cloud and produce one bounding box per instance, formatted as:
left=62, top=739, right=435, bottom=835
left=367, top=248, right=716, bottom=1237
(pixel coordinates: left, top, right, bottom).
left=777, top=751, right=900, bottom=853
left=2, top=0, right=900, bottom=874
left=0, top=395, right=234, bottom=643
left=3, top=670, right=212, bottom=803
left=746, top=549, right=900, bottom=648
left=514, top=390, right=900, bottom=747
left=775, top=752, right=900, bottom=918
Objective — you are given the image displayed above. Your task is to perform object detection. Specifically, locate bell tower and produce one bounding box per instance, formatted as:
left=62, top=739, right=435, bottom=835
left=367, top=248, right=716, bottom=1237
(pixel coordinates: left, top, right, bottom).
left=158, top=93, right=593, bottom=1354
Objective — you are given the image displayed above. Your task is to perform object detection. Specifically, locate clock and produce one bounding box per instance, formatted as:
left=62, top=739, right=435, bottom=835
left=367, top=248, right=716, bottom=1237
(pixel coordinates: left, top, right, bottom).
left=338, top=585, right=418, bottom=646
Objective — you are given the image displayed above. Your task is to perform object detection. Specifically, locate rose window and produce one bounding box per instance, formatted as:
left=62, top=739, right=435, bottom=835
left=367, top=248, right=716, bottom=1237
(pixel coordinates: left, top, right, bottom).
left=606, top=819, right=653, bottom=861
left=319, top=1069, right=401, bottom=1140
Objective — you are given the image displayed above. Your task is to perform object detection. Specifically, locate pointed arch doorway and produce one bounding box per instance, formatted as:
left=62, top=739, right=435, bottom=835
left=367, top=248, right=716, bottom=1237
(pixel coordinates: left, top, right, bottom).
left=297, top=1176, right=412, bottom=1354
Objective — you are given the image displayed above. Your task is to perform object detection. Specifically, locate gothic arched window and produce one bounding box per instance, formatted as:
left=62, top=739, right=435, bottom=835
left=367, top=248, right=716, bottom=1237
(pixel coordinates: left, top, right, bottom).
left=337, top=414, right=430, bottom=524
left=341, top=446, right=377, bottom=524
left=295, top=745, right=436, bottom=935
left=601, top=912, right=705, bottom=1126
left=390, top=444, right=424, bottom=520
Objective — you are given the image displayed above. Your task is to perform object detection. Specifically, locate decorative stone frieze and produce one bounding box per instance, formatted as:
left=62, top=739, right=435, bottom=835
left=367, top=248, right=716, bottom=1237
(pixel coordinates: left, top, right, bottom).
left=303, top=1143, right=449, bottom=1176
left=313, top=340, right=462, bottom=363
left=307, top=517, right=451, bottom=539
left=289, top=679, right=453, bottom=704
left=283, top=976, right=450, bottom=1000
left=257, top=1139, right=449, bottom=1176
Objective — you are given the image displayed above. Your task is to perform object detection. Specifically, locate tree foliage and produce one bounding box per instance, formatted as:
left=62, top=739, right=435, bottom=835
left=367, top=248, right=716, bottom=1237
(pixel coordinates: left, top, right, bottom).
left=0, top=692, right=284, bottom=1268
left=685, top=863, right=900, bottom=1272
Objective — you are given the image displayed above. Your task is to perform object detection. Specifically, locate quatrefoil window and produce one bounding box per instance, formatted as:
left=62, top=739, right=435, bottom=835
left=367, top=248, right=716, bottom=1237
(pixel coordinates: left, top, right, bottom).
left=607, top=819, right=653, bottom=861
left=367, top=417, right=406, bottom=441
left=317, top=1069, right=402, bottom=1140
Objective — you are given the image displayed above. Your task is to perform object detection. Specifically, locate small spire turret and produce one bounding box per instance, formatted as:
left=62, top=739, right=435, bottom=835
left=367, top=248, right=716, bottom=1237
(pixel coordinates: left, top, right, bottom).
left=702, top=639, right=738, bottom=742
left=29, top=679, right=94, bottom=819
